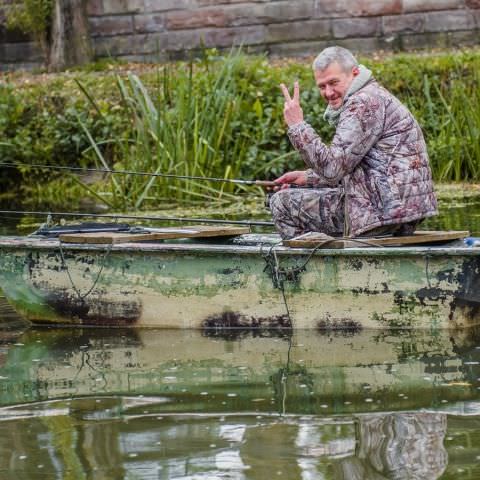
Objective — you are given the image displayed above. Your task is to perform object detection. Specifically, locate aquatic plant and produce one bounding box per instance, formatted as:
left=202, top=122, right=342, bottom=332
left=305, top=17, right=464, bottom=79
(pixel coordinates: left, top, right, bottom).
left=424, top=66, right=480, bottom=181
left=77, top=49, right=263, bottom=210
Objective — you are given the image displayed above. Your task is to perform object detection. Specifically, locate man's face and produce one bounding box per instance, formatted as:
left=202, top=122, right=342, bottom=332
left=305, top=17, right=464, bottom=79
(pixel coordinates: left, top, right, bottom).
left=314, top=62, right=359, bottom=110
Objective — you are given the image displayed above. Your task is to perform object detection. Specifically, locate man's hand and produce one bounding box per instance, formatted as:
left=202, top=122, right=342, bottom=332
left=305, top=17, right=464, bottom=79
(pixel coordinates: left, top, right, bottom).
left=274, top=170, right=308, bottom=190
left=280, top=81, right=304, bottom=127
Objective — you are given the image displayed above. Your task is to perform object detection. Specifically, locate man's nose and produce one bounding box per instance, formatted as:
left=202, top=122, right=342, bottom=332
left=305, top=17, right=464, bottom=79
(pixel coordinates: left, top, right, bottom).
left=324, top=85, right=334, bottom=98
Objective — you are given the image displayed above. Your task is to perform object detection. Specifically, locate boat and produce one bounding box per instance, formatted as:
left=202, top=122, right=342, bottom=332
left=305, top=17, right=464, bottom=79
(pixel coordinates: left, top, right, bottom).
left=0, top=224, right=478, bottom=329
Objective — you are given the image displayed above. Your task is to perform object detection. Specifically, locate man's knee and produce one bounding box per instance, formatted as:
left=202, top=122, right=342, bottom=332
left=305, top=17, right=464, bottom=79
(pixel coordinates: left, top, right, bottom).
left=269, top=190, right=299, bottom=223
left=269, top=189, right=294, bottom=211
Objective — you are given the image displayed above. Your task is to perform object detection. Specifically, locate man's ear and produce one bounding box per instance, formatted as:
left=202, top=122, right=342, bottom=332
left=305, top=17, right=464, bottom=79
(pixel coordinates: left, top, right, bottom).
left=352, top=66, right=360, bottom=77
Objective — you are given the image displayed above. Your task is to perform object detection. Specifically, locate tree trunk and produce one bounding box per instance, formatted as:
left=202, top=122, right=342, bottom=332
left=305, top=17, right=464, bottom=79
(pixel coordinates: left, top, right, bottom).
left=49, top=0, right=92, bottom=71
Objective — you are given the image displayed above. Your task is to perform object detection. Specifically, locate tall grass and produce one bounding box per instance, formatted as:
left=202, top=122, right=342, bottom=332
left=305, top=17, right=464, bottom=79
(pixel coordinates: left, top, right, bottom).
left=424, top=66, right=480, bottom=181
left=77, top=49, right=252, bottom=210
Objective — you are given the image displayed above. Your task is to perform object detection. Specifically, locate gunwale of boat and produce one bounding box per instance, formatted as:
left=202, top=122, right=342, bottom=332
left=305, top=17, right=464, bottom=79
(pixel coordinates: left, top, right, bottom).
left=0, top=234, right=477, bottom=257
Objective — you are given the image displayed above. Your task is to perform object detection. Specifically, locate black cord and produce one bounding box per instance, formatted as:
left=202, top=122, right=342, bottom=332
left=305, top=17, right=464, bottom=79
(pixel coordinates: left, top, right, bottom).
left=58, top=241, right=113, bottom=301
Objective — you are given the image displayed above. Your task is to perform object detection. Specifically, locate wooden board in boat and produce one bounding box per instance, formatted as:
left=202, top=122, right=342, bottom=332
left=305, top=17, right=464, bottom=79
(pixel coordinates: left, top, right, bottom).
left=59, top=225, right=250, bottom=244
left=284, top=230, right=470, bottom=249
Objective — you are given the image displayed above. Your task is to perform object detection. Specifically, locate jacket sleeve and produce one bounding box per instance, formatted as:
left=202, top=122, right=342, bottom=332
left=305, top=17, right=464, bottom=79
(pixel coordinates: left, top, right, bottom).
left=287, top=94, right=385, bottom=186
left=305, top=168, right=323, bottom=186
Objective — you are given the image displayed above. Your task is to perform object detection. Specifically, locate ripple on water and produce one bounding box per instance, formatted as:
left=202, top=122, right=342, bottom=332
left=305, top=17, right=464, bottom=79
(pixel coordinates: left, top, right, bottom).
left=0, top=398, right=478, bottom=479
left=0, top=317, right=479, bottom=478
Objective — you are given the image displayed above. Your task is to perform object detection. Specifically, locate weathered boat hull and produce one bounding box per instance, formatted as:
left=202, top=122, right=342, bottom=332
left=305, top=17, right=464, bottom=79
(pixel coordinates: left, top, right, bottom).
left=0, top=235, right=479, bottom=329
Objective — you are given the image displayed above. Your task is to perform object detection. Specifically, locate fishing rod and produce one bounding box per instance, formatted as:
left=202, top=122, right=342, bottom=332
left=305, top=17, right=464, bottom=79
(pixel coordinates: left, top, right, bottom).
left=0, top=162, right=277, bottom=188
left=0, top=210, right=275, bottom=227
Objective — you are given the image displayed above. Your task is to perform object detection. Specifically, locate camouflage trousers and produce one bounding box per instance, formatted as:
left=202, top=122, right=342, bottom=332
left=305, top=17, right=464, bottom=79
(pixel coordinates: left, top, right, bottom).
left=269, top=187, right=344, bottom=240
left=269, top=187, right=418, bottom=240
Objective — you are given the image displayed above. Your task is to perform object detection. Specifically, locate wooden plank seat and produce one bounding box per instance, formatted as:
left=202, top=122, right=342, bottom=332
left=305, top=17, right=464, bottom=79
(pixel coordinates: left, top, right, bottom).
left=283, top=230, right=470, bottom=249
left=59, top=225, right=250, bottom=244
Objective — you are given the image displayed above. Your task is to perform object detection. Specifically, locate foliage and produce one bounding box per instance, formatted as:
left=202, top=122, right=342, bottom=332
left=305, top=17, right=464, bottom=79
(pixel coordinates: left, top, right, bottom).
left=423, top=68, right=480, bottom=181
left=1, top=48, right=480, bottom=210
left=78, top=49, right=256, bottom=209
left=6, top=0, right=54, bottom=54
left=0, top=76, right=126, bottom=207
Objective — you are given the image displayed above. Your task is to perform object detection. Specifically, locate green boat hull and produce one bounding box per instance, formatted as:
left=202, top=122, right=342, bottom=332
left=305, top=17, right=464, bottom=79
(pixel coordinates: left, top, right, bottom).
left=0, top=235, right=479, bottom=329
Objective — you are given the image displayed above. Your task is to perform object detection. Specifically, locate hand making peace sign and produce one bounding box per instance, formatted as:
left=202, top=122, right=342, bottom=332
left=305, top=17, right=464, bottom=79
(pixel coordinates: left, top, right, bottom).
left=280, top=81, right=304, bottom=127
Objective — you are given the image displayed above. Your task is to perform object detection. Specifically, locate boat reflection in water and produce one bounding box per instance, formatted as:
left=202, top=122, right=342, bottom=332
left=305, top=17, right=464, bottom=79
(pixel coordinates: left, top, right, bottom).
left=0, top=326, right=479, bottom=479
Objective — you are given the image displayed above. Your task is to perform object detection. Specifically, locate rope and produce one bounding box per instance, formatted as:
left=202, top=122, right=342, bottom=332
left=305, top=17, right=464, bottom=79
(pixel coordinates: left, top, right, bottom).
left=262, top=235, right=383, bottom=325
left=264, top=237, right=381, bottom=287
left=280, top=335, right=293, bottom=416
left=425, top=253, right=432, bottom=289
left=58, top=241, right=113, bottom=301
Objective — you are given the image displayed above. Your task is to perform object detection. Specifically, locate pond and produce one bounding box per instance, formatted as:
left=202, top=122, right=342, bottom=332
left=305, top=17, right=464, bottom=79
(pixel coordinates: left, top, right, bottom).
left=0, top=187, right=479, bottom=479
left=0, top=326, right=479, bottom=479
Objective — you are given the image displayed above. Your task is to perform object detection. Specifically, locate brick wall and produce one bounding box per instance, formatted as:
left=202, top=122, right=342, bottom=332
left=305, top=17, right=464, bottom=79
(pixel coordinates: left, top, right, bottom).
left=1, top=0, right=480, bottom=69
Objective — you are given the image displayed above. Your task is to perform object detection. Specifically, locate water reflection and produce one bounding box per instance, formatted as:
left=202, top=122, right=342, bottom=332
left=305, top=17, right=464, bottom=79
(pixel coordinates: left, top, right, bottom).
left=0, top=325, right=478, bottom=478
left=0, top=327, right=479, bottom=413
left=0, top=401, right=478, bottom=479
left=342, top=413, right=447, bottom=479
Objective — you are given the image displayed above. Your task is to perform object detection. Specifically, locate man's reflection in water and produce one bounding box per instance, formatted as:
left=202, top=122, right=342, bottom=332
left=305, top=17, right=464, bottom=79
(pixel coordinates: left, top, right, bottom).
left=334, top=412, right=447, bottom=480
left=238, top=412, right=447, bottom=479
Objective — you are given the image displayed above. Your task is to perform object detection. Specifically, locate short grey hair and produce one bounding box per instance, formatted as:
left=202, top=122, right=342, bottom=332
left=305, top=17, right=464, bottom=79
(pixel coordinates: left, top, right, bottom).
left=312, top=46, right=358, bottom=72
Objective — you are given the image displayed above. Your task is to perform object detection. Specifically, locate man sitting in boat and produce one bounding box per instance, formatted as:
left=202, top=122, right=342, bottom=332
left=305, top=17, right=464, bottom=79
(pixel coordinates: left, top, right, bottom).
left=269, top=46, right=438, bottom=239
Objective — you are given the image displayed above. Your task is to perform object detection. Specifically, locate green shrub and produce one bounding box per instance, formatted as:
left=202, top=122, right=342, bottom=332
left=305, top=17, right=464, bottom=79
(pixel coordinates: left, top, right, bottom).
left=0, top=75, right=126, bottom=207
left=6, top=0, right=53, bottom=58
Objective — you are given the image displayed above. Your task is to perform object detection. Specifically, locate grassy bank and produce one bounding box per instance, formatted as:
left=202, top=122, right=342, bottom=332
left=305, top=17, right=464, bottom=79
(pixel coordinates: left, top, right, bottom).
left=0, top=47, right=479, bottom=210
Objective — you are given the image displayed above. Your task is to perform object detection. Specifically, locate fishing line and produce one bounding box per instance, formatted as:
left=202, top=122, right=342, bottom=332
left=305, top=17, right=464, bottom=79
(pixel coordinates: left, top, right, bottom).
left=0, top=162, right=277, bottom=187
left=0, top=210, right=275, bottom=227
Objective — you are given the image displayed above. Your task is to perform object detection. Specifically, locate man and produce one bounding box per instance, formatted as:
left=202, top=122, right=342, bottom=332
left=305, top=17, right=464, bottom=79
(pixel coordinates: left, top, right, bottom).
left=269, top=46, right=438, bottom=239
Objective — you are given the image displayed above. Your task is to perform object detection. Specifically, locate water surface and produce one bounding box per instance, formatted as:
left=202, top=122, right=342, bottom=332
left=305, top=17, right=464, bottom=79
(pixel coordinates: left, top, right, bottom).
left=0, top=325, right=479, bottom=479
left=0, top=189, right=480, bottom=479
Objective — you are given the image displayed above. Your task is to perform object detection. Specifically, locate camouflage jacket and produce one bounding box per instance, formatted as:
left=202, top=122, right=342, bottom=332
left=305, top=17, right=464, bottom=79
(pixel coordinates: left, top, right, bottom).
left=287, top=79, right=438, bottom=236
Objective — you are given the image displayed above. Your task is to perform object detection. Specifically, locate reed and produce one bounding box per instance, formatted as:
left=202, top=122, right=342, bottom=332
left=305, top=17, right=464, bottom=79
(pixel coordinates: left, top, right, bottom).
left=424, top=66, right=480, bottom=182
left=78, top=49, right=254, bottom=210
